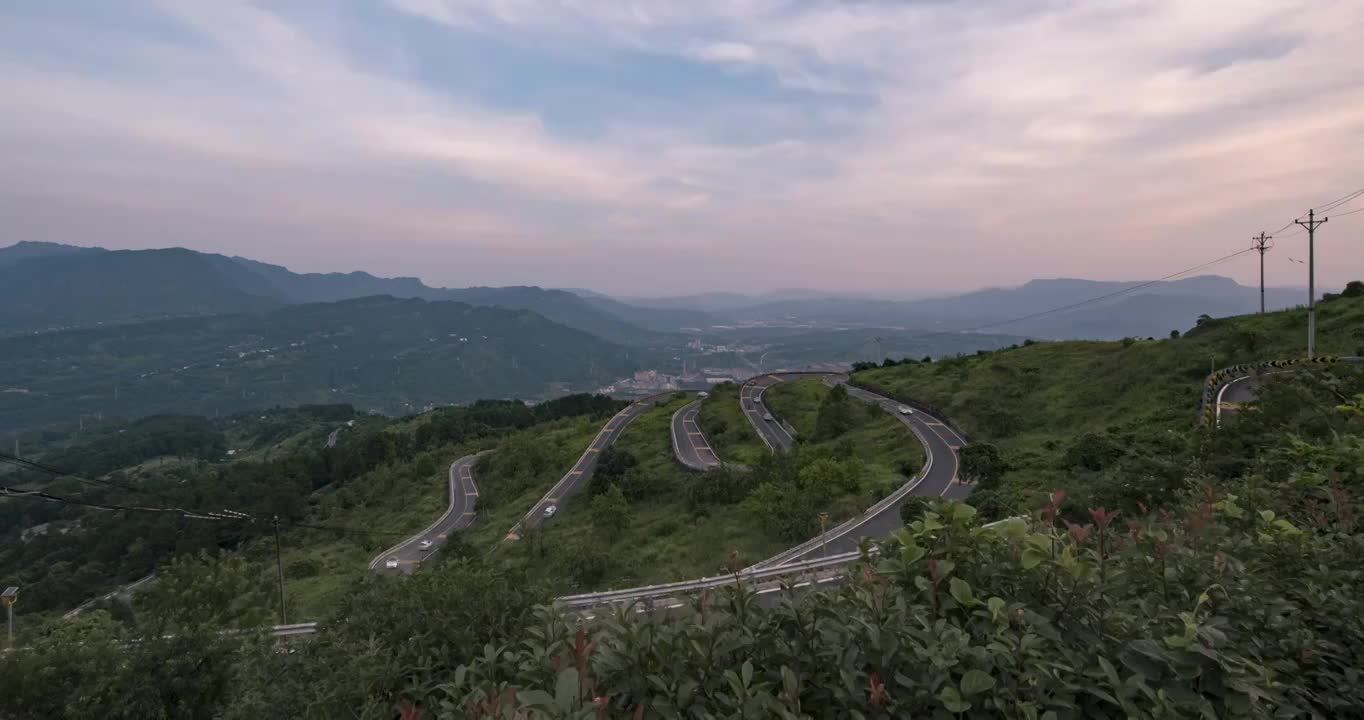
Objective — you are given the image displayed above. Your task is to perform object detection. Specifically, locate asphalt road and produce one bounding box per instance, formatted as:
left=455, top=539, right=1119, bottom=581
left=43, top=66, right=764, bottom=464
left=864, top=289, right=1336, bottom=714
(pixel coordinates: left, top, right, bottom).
left=775, top=382, right=969, bottom=563
left=370, top=453, right=482, bottom=574
left=671, top=398, right=721, bottom=471
left=507, top=395, right=668, bottom=539
left=739, top=375, right=798, bottom=451
left=1215, top=373, right=1271, bottom=426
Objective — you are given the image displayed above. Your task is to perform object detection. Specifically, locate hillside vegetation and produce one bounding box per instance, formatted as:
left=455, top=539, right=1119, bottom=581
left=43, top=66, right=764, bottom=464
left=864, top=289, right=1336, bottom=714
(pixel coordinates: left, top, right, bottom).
left=5, top=365, right=1363, bottom=717
left=500, top=394, right=790, bottom=591
left=0, top=295, right=637, bottom=433
left=852, top=291, right=1364, bottom=516
left=0, top=395, right=622, bottom=618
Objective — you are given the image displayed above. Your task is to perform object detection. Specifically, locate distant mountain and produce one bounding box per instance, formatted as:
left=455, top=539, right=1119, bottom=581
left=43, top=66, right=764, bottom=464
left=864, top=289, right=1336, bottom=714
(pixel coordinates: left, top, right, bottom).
left=0, top=296, right=638, bottom=433
left=0, top=243, right=684, bottom=343
left=0, top=241, right=104, bottom=268
left=613, top=289, right=848, bottom=312
left=712, top=276, right=1307, bottom=340
left=0, top=247, right=282, bottom=330
left=578, top=294, right=713, bottom=332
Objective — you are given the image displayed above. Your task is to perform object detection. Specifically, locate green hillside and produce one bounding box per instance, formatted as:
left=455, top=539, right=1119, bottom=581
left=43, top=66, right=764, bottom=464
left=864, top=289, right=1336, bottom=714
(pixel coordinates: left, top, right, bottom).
left=5, top=362, right=1362, bottom=717
left=852, top=292, right=1364, bottom=515
left=695, top=381, right=767, bottom=464
left=763, top=377, right=924, bottom=501
left=0, top=295, right=638, bottom=433
left=498, top=394, right=789, bottom=592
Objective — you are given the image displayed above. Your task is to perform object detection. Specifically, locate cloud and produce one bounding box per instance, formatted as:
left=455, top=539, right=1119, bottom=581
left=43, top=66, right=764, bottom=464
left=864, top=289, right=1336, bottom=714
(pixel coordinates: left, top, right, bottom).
left=690, top=41, right=757, bottom=63
left=0, top=1, right=1362, bottom=294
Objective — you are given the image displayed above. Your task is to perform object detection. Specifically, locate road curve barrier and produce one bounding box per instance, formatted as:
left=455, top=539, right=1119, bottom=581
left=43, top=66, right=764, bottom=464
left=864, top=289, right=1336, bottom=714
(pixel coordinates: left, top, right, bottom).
left=1200, top=356, right=1360, bottom=427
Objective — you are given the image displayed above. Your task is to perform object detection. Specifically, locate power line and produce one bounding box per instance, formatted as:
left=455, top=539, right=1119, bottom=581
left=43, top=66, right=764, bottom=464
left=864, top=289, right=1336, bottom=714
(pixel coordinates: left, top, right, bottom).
left=0, top=452, right=185, bottom=509
left=0, top=483, right=244, bottom=521
left=1316, top=186, right=1364, bottom=213
left=1268, top=184, right=1363, bottom=234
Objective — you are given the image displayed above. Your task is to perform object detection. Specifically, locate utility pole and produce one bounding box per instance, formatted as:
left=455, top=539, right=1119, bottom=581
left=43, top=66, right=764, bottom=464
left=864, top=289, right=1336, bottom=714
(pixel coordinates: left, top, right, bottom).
left=272, top=516, right=287, bottom=625
left=1251, top=232, right=1273, bottom=314
left=1295, top=209, right=1328, bottom=357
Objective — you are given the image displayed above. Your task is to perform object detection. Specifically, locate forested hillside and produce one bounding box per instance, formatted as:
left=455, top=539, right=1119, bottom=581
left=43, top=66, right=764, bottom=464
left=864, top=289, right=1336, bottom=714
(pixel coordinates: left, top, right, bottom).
left=0, top=295, right=637, bottom=433
left=0, top=395, right=624, bottom=616
left=851, top=288, right=1364, bottom=517
left=2, top=359, right=1362, bottom=717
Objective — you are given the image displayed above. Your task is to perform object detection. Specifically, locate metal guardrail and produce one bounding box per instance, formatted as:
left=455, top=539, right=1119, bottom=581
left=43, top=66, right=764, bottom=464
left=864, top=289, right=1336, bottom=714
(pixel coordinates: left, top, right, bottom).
left=270, top=622, right=319, bottom=637
left=558, top=516, right=1023, bottom=611
left=669, top=398, right=713, bottom=472
left=557, top=550, right=864, bottom=609
left=558, top=382, right=970, bottom=606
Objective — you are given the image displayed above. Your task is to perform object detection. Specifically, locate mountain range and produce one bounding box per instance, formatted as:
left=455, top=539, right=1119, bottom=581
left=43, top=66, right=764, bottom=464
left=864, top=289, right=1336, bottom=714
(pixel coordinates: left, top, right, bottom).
left=599, top=276, right=1309, bottom=340
left=0, top=295, right=636, bottom=433
left=0, top=242, right=675, bottom=343
left=3, top=241, right=1309, bottom=343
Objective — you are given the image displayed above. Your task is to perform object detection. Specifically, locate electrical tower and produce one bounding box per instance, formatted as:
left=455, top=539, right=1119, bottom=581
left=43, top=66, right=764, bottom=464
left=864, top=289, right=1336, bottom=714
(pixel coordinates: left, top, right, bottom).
left=1251, top=232, right=1273, bottom=314
left=1294, top=209, right=1328, bottom=357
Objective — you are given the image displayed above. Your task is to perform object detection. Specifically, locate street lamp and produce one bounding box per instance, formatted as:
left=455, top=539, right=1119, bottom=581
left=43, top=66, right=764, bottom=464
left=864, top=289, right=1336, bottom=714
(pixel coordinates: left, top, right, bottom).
left=2, top=586, right=17, bottom=647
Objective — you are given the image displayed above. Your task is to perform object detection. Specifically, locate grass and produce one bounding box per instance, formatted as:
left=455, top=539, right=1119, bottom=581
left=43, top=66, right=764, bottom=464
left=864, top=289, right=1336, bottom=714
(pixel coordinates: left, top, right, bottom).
left=498, top=393, right=790, bottom=593
left=852, top=294, right=1364, bottom=507
left=495, top=383, right=933, bottom=595
left=765, top=378, right=926, bottom=517
left=696, top=382, right=767, bottom=464
left=462, top=416, right=607, bottom=548
left=265, top=440, right=484, bottom=617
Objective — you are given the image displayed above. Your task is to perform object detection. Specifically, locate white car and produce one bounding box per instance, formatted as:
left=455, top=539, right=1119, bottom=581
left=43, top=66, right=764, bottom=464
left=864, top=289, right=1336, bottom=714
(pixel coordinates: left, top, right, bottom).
left=697, top=391, right=709, bottom=398
left=763, top=412, right=774, bottom=421
left=543, top=504, right=557, bottom=518
left=898, top=406, right=914, bottom=415
left=418, top=540, right=433, bottom=550
left=385, top=557, right=399, bottom=569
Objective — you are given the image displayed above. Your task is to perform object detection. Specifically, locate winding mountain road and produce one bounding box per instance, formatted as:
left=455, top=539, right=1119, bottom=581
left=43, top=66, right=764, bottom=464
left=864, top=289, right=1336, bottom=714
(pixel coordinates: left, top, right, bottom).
left=670, top=398, right=721, bottom=471
left=506, top=394, right=670, bottom=540
left=369, top=377, right=970, bottom=610
left=369, top=452, right=483, bottom=574
left=740, top=375, right=798, bottom=451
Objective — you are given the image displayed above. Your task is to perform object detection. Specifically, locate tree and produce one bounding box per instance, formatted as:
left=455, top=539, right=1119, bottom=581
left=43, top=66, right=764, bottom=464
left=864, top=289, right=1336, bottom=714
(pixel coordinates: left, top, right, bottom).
left=1169, top=329, right=1181, bottom=339
left=590, top=484, right=629, bottom=541
left=799, top=457, right=860, bottom=498
left=1062, top=432, right=1124, bottom=472
left=814, top=384, right=855, bottom=440
left=898, top=496, right=934, bottom=525
left=139, top=551, right=271, bottom=631
left=958, top=443, right=1006, bottom=488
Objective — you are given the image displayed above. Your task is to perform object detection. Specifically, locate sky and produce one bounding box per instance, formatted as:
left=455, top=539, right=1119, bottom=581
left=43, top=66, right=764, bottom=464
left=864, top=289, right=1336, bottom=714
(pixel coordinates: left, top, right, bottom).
left=1, top=1, right=1362, bottom=296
